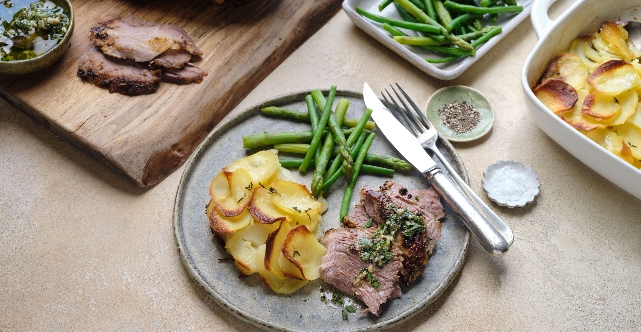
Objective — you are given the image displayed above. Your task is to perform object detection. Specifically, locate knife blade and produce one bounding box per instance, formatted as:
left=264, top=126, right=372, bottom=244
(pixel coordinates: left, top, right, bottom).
left=363, top=82, right=509, bottom=255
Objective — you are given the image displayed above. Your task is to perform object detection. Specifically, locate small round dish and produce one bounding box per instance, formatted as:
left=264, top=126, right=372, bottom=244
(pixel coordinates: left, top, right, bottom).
left=425, top=85, right=494, bottom=142
left=0, top=0, right=74, bottom=75
left=482, top=160, right=540, bottom=208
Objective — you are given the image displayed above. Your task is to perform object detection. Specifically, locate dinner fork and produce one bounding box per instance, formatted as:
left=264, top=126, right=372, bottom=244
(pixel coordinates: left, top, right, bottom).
left=382, top=84, right=513, bottom=246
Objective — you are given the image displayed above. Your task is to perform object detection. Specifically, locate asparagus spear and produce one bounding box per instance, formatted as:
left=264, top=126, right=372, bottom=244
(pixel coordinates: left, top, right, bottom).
left=382, top=24, right=474, bottom=56
left=393, top=35, right=445, bottom=46
left=326, top=99, right=354, bottom=181
left=394, top=0, right=474, bottom=52
left=341, top=133, right=376, bottom=220
left=426, top=25, right=502, bottom=63
left=324, top=132, right=367, bottom=192
left=273, top=143, right=412, bottom=171
left=433, top=0, right=453, bottom=31
left=242, top=128, right=355, bottom=149
left=324, top=108, right=374, bottom=182
left=279, top=158, right=393, bottom=177
left=300, top=86, right=336, bottom=173
left=260, top=106, right=376, bottom=130
left=356, top=7, right=440, bottom=34
left=444, top=0, right=523, bottom=14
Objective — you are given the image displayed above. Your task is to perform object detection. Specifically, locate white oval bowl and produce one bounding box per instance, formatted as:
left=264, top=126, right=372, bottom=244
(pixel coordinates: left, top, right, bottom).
left=521, top=0, right=641, bottom=201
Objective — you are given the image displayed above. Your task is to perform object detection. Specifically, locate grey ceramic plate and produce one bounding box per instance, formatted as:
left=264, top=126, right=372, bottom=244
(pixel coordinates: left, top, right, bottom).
left=173, top=90, right=470, bottom=332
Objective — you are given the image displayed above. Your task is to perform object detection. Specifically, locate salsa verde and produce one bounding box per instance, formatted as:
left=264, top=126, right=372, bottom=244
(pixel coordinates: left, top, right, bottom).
left=1, top=0, right=70, bottom=61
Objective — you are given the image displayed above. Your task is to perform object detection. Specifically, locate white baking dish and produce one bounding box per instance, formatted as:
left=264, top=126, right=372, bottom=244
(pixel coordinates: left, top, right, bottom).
left=521, top=0, right=641, bottom=200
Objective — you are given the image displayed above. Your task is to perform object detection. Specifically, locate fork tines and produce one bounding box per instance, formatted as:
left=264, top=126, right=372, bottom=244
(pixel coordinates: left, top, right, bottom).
left=382, top=84, right=431, bottom=135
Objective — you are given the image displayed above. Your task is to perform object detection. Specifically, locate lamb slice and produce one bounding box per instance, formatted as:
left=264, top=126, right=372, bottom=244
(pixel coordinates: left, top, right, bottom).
left=161, top=63, right=208, bottom=84
left=150, top=49, right=194, bottom=69
left=90, top=15, right=203, bottom=63
left=341, top=204, right=371, bottom=228
left=359, top=186, right=393, bottom=227
left=320, top=228, right=402, bottom=316
left=380, top=181, right=445, bottom=221
left=77, top=48, right=160, bottom=96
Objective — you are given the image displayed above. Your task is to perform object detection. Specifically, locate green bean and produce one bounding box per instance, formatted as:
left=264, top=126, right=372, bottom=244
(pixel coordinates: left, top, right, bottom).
left=279, top=158, right=393, bottom=178
left=424, top=0, right=437, bottom=20
left=300, top=86, right=335, bottom=173
left=443, top=1, right=523, bottom=14
left=449, top=13, right=481, bottom=31
left=379, top=0, right=394, bottom=11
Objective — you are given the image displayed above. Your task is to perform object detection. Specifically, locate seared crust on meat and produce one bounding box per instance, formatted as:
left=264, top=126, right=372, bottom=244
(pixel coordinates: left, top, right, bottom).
left=77, top=48, right=160, bottom=96
left=90, top=15, right=203, bottom=63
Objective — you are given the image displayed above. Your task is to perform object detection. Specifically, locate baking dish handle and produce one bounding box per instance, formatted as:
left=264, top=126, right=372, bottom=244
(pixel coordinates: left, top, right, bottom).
left=531, top=0, right=557, bottom=39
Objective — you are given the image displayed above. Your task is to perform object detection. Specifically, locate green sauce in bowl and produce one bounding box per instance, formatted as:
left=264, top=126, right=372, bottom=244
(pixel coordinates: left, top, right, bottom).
left=1, top=0, right=71, bottom=61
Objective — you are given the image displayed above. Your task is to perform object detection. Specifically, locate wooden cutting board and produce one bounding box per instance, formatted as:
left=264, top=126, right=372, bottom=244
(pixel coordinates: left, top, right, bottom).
left=0, top=0, right=342, bottom=187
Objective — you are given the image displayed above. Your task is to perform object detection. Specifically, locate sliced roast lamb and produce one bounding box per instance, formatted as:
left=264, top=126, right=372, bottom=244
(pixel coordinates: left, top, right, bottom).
left=320, top=181, right=444, bottom=315
left=161, top=63, right=208, bottom=84
left=77, top=48, right=160, bottom=96
left=90, top=15, right=203, bottom=63
left=320, top=228, right=402, bottom=316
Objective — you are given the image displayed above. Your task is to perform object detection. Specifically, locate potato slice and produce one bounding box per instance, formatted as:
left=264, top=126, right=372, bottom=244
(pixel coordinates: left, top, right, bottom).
left=282, top=225, right=327, bottom=281
left=600, top=21, right=640, bottom=60
left=209, top=207, right=252, bottom=235
left=256, top=244, right=308, bottom=294
left=588, top=59, right=640, bottom=94
left=561, top=89, right=606, bottom=131
left=278, top=252, right=305, bottom=280
left=264, top=220, right=292, bottom=280
left=584, top=128, right=635, bottom=164
left=270, top=180, right=322, bottom=216
left=224, top=150, right=280, bottom=185
left=604, top=89, right=638, bottom=126
left=541, top=53, right=588, bottom=90
left=289, top=212, right=321, bottom=233
left=225, top=222, right=279, bottom=274
left=615, top=123, right=641, bottom=160
left=581, top=92, right=621, bottom=120
left=533, top=79, right=578, bottom=115
left=248, top=186, right=288, bottom=224
left=626, top=101, right=641, bottom=130
left=209, top=169, right=253, bottom=217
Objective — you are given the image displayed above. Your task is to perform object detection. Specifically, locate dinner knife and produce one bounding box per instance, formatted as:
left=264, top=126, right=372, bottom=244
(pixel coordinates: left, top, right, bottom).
left=363, top=83, right=509, bottom=255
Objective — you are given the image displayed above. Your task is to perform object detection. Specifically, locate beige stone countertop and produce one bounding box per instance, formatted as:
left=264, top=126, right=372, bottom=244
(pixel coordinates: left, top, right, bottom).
left=2, top=0, right=641, bottom=330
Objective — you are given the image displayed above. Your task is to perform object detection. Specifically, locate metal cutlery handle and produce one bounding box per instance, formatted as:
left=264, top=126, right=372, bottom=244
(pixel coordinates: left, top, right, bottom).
left=432, top=148, right=514, bottom=246
left=426, top=167, right=509, bottom=256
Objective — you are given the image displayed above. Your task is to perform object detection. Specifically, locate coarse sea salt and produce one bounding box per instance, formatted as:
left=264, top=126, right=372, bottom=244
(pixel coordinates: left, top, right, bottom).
left=482, top=160, right=540, bottom=208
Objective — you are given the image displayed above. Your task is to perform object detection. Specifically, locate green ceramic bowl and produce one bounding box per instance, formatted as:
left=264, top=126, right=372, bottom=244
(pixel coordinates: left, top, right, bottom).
left=425, top=85, right=494, bottom=142
left=0, top=0, right=74, bottom=75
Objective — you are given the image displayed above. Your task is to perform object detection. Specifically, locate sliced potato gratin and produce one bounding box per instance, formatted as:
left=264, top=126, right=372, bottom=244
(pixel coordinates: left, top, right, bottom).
left=206, top=150, right=327, bottom=294
left=534, top=21, right=641, bottom=169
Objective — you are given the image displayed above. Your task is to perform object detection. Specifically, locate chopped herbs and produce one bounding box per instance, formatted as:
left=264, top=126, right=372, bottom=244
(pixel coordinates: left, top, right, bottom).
left=341, top=309, right=348, bottom=320
left=345, top=304, right=356, bottom=313
left=293, top=250, right=300, bottom=257
left=331, top=291, right=344, bottom=305
left=353, top=204, right=425, bottom=268
left=354, top=267, right=380, bottom=288
left=1, top=0, right=70, bottom=61
left=364, top=218, right=373, bottom=228
left=245, top=182, right=253, bottom=191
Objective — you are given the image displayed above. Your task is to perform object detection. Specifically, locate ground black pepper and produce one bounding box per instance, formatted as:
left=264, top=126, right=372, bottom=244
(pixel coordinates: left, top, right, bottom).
left=437, top=101, right=481, bottom=134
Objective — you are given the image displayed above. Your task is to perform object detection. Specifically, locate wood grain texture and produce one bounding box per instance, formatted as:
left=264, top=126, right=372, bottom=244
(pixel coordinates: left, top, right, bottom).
left=0, top=0, right=342, bottom=187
